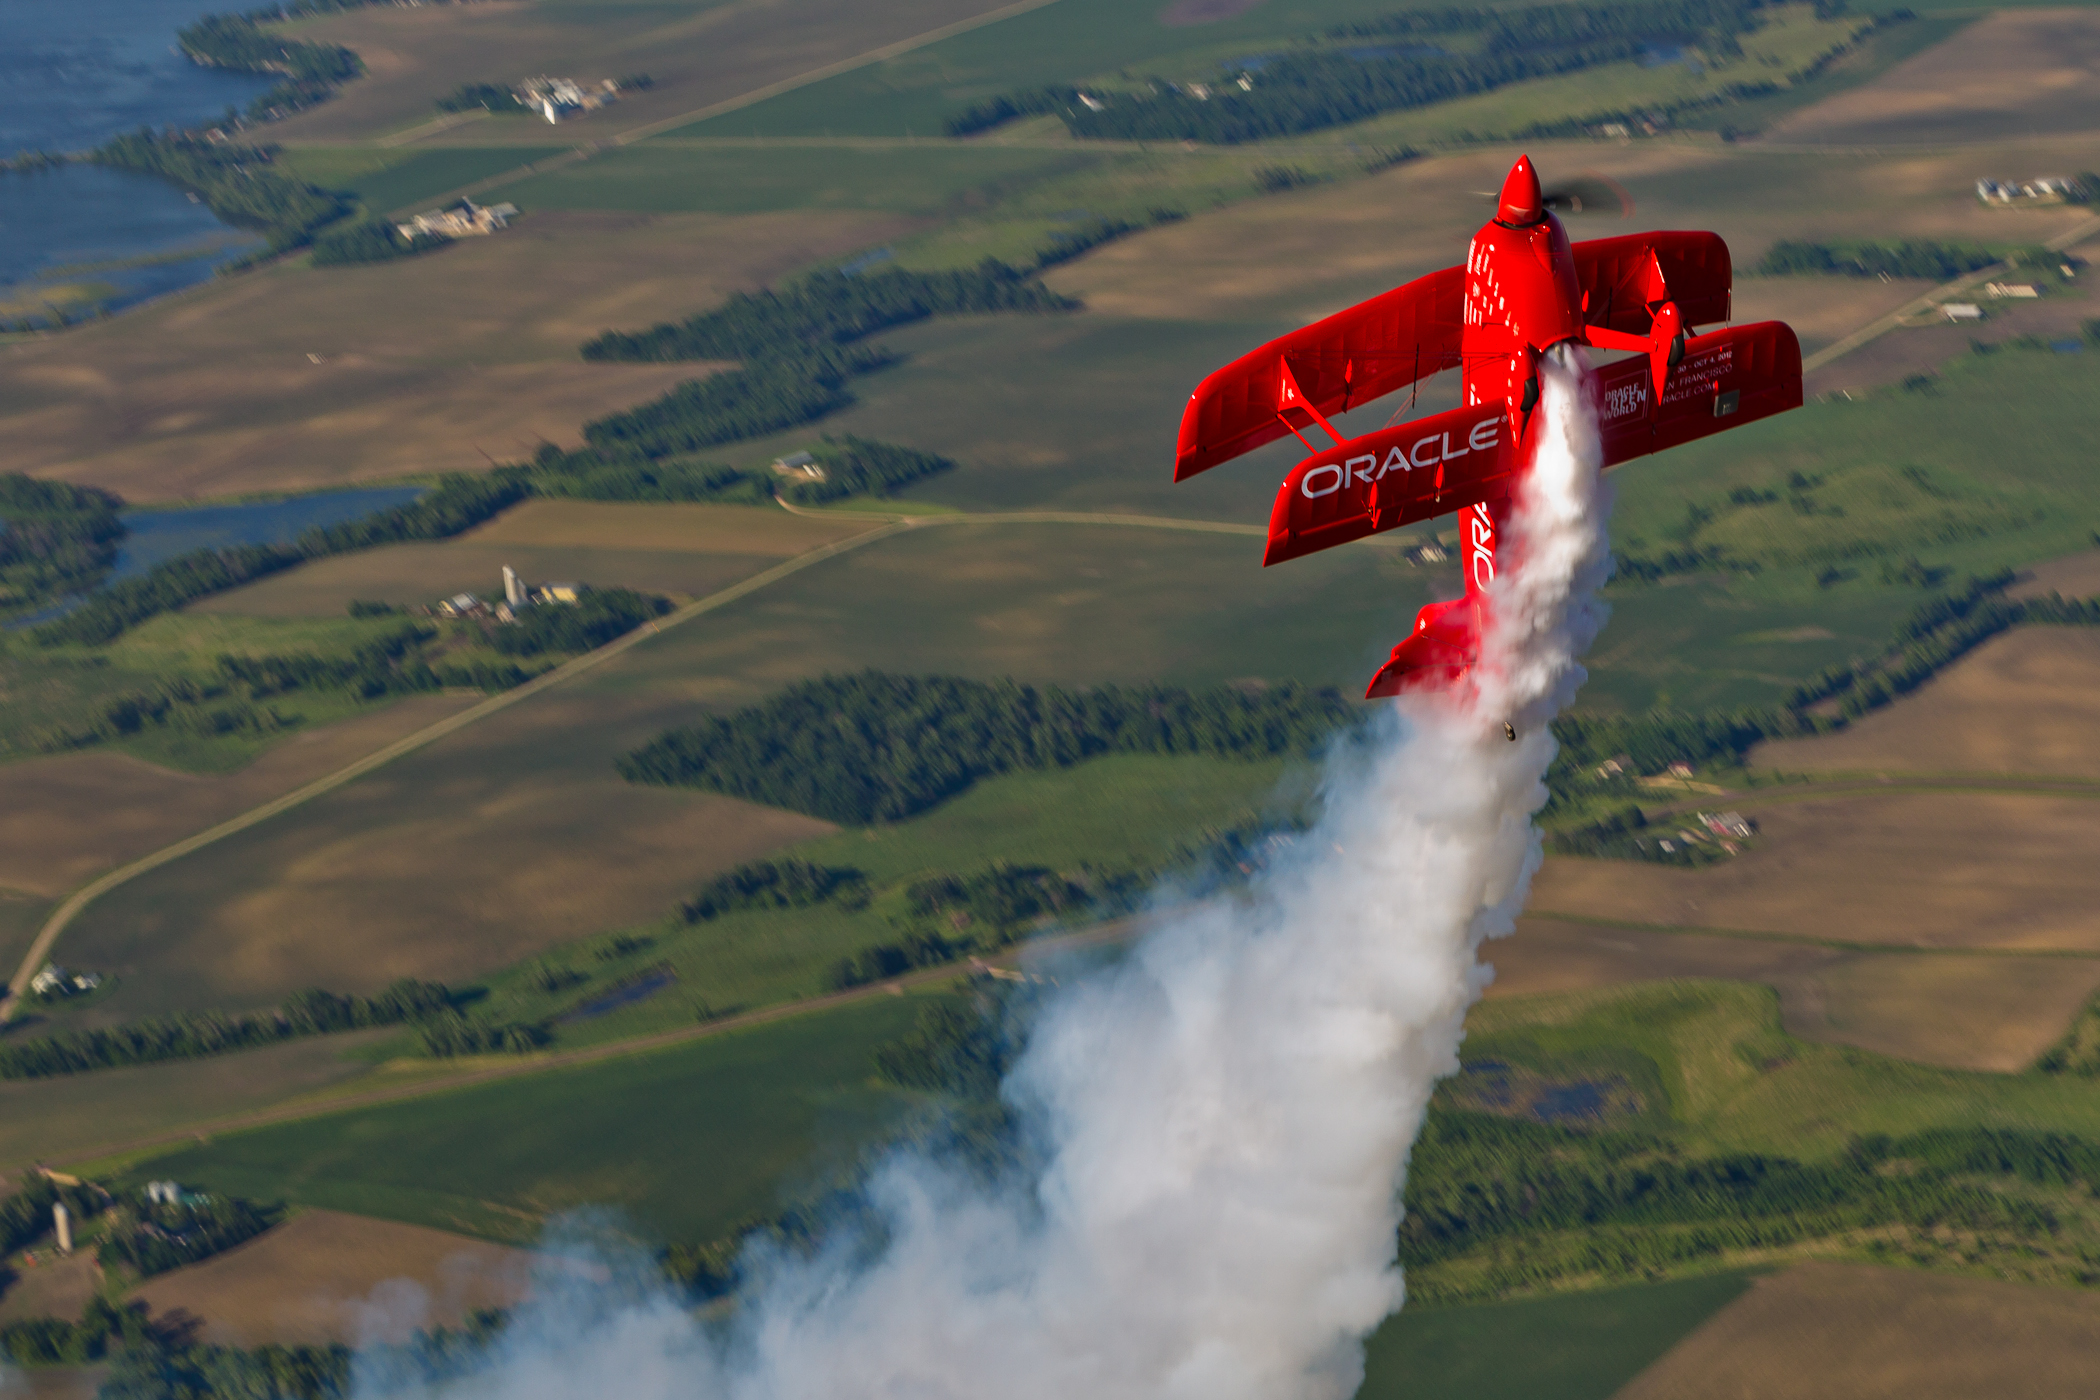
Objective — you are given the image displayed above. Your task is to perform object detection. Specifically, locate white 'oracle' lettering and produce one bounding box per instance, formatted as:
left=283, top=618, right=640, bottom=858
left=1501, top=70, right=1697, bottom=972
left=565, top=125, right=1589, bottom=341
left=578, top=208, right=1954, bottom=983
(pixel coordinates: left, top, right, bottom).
left=1410, top=436, right=1441, bottom=468
left=1347, top=453, right=1377, bottom=485
left=1381, top=446, right=1409, bottom=476
left=1468, top=418, right=1500, bottom=452
left=1302, top=464, right=1344, bottom=498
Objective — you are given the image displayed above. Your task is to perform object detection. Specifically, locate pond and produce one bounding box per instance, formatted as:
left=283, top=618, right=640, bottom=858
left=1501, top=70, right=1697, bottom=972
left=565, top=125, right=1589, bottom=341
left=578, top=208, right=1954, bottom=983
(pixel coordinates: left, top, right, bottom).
left=0, top=0, right=278, bottom=324
left=7, top=485, right=427, bottom=629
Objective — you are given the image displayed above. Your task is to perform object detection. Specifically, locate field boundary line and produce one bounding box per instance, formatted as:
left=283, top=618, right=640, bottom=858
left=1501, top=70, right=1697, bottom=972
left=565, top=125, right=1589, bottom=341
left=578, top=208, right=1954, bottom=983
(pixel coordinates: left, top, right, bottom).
left=41, top=917, right=1131, bottom=1176
left=0, top=520, right=912, bottom=1024
left=1802, top=213, right=2100, bottom=375
left=1524, top=909, right=2100, bottom=960
left=376, top=0, right=1066, bottom=209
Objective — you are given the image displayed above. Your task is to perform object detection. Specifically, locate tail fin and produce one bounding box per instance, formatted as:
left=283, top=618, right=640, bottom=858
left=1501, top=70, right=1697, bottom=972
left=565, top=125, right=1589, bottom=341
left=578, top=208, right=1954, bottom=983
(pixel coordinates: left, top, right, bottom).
left=1366, top=597, right=1480, bottom=698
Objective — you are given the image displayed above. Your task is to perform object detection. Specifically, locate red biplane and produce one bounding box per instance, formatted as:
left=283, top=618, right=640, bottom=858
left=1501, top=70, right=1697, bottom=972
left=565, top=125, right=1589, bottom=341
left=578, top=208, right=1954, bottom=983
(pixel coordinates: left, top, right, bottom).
left=1174, top=156, right=1802, bottom=698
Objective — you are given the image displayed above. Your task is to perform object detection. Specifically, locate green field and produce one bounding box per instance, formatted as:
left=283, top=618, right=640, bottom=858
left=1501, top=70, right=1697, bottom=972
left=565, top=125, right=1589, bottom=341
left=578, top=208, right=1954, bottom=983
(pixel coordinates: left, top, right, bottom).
left=665, top=0, right=1412, bottom=140
left=107, top=991, right=927, bottom=1244
left=1361, top=1272, right=1755, bottom=1400
left=363, top=751, right=1297, bottom=1055
left=488, top=143, right=1107, bottom=216
left=277, top=147, right=569, bottom=216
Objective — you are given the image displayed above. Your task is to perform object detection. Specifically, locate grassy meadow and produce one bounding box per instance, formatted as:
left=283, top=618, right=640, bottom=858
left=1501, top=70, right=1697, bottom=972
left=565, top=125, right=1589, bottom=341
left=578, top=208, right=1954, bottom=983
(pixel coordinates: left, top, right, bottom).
left=277, top=146, right=569, bottom=216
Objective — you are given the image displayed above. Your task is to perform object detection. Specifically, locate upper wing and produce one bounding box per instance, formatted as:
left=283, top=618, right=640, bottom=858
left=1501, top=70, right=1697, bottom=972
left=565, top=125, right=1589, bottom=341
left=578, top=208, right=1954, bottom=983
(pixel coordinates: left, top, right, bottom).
left=1174, top=266, right=1464, bottom=481
left=1575, top=231, right=1732, bottom=333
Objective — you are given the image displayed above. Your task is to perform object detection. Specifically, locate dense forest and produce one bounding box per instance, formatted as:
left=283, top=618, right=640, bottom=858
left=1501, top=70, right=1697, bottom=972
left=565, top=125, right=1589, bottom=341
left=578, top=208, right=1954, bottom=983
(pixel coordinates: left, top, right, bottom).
left=682, top=859, right=871, bottom=921
left=950, top=0, right=1771, bottom=143
left=0, top=474, right=125, bottom=621
left=88, top=133, right=349, bottom=252
left=580, top=263, right=1078, bottom=364
left=0, top=980, right=455, bottom=1080
left=1757, top=239, right=2015, bottom=280
left=176, top=9, right=365, bottom=122
left=618, top=672, right=1354, bottom=824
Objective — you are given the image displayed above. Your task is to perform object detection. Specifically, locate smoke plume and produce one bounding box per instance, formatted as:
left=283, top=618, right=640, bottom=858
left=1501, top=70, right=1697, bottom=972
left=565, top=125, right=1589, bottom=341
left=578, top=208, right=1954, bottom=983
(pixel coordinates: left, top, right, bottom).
left=361, top=350, right=1612, bottom=1400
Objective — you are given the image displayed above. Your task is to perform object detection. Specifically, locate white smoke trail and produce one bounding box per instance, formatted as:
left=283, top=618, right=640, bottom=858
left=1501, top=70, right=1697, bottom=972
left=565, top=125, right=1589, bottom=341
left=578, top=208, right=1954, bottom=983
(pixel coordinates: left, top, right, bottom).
left=361, top=350, right=1611, bottom=1400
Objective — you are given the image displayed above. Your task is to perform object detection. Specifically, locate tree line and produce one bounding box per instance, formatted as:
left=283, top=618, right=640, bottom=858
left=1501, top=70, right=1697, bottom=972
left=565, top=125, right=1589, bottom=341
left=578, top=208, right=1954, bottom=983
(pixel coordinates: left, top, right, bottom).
left=0, top=980, right=455, bottom=1080
left=617, top=671, right=1353, bottom=824
left=1758, top=239, right=2015, bottom=280
left=0, top=473, right=125, bottom=621
left=309, top=219, right=448, bottom=267
left=88, top=132, right=349, bottom=253
left=176, top=8, right=365, bottom=123
left=951, top=0, right=1765, bottom=143
left=491, top=587, right=670, bottom=656
left=1397, top=1110, right=2100, bottom=1301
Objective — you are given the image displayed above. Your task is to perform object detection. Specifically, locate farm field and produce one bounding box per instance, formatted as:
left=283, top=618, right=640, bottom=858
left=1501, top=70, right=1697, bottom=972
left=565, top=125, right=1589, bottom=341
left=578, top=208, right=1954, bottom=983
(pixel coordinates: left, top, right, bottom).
left=0, top=693, right=477, bottom=899
left=1755, top=626, right=2100, bottom=780
left=1761, top=8, right=2100, bottom=146
left=102, top=991, right=928, bottom=1245
left=270, top=0, right=1036, bottom=145
left=0, top=208, right=907, bottom=501
left=1613, top=1261, right=2100, bottom=1400
left=129, top=1208, right=539, bottom=1347
left=0, top=1033, right=395, bottom=1169
left=1493, top=918, right=2100, bottom=1073
left=51, top=518, right=1401, bottom=1024
left=382, top=753, right=1292, bottom=1057
left=1360, top=1276, right=1755, bottom=1400
left=275, top=146, right=570, bottom=217
left=1359, top=1272, right=1755, bottom=1400
left=1530, top=788, right=2100, bottom=953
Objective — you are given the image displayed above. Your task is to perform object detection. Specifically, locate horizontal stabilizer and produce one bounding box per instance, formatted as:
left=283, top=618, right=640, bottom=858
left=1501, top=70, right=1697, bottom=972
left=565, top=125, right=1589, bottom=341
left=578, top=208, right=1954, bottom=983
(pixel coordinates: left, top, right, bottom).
left=1596, top=319, right=1802, bottom=468
left=1176, top=267, right=1464, bottom=481
left=1264, top=401, right=1515, bottom=566
left=1366, top=597, right=1479, bottom=698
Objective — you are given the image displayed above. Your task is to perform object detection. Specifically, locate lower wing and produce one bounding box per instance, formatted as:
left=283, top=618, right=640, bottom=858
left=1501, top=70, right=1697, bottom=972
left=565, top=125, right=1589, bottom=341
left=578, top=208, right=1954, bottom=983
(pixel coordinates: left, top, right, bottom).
left=1263, top=321, right=1801, bottom=566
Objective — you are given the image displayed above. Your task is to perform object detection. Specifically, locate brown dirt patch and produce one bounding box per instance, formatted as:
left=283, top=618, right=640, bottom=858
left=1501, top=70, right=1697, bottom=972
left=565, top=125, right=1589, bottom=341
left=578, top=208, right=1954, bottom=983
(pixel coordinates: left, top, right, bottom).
left=1160, top=0, right=1268, bottom=25
left=272, top=0, right=1021, bottom=145
left=1492, top=919, right=2100, bottom=1071
left=0, top=695, right=478, bottom=899
left=61, top=684, right=835, bottom=1018
left=2013, top=546, right=2100, bottom=602
left=1765, top=10, right=2100, bottom=145
left=1755, top=628, right=2100, bottom=780
left=0, top=1368, right=103, bottom=1400
left=0, top=1035, right=390, bottom=1170
left=0, top=1255, right=102, bottom=1326
left=0, top=210, right=907, bottom=502
left=130, top=1209, right=538, bottom=1347
left=1615, top=1260, right=2100, bottom=1400
left=1530, top=789, right=2100, bottom=952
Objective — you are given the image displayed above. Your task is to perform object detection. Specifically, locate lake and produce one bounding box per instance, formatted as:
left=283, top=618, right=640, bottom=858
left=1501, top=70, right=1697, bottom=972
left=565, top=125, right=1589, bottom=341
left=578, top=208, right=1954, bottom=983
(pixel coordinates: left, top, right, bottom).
left=0, top=0, right=276, bottom=321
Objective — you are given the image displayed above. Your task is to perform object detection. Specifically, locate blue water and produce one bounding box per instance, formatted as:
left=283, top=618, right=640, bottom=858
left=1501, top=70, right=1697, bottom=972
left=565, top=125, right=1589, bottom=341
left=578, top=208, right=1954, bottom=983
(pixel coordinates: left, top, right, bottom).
left=5, top=486, right=427, bottom=629
left=113, top=487, right=428, bottom=580
left=0, top=0, right=277, bottom=319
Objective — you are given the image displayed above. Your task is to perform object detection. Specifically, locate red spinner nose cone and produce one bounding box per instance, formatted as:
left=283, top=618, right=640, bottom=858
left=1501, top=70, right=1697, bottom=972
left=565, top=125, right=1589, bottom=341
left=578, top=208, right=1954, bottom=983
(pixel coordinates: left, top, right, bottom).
left=1497, top=155, right=1544, bottom=226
